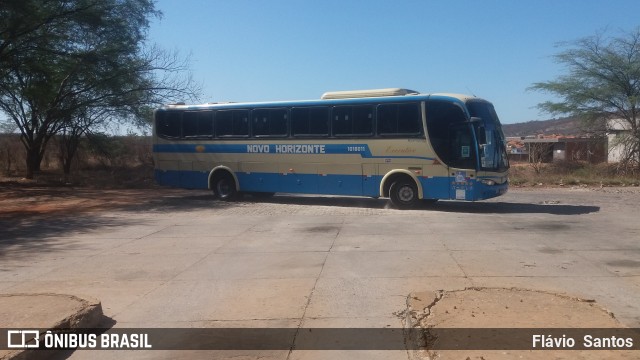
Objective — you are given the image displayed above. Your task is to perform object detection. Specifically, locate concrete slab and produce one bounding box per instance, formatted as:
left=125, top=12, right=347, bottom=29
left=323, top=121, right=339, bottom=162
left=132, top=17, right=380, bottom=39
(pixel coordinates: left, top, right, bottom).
left=114, top=278, right=317, bottom=322
left=103, top=235, right=235, bottom=255
left=0, top=281, right=18, bottom=292
left=174, top=252, right=327, bottom=280
left=451, top=249, right=610, bottom=277
left=68, top=223, right=172, bottom=240
left=150, top=224, right=251, bottom=237
left=4, top=280, right=164, bottom=318
left=320, top=251, right=465, bottom=278
left=0, top=259, right=80, bottom=282
left=331, top=234, right=446, bottom=252
left=0, top=293, right=103, bottom=360
left=0, top=293, right=102, bottom=328
left=338, top=222, right=433, bottom=236
left=407, top=288, right=637, bottom=359
left=305, top=277, right=471, bottom=319
left=577, top=250, right=640, bottom=276
left=35, top=252, right=211, bottom=282
left=440, top=232, right=559, bottom=251
left=216, top=234, right=336, bottom=253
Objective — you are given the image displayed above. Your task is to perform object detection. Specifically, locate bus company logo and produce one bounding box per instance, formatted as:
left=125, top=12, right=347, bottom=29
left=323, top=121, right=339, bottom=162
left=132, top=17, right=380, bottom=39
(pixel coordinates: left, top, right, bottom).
left=195, top=145, right=206, bottom=153
left=7, top=330, right=40, bottom=348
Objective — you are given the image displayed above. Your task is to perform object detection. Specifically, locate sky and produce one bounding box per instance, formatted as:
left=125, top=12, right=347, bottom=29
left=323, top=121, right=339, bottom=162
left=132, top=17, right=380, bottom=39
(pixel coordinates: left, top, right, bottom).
left=148, top=0, right=640, bottom=124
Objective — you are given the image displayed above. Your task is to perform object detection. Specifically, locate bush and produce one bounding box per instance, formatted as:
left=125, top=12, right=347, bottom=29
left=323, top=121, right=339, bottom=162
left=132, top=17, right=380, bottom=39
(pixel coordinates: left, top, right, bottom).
left=0, top=134, right=155, bottom=188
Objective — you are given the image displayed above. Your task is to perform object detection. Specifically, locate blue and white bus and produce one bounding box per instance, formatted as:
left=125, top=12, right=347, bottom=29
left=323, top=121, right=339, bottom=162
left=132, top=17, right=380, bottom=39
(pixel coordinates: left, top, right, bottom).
left=153, top=88, right=509, bottom=208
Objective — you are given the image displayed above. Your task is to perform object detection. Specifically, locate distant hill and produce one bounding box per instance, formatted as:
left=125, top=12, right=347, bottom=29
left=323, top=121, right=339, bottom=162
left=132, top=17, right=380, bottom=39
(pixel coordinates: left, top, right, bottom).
left=502, top=117, right=587, bottom=137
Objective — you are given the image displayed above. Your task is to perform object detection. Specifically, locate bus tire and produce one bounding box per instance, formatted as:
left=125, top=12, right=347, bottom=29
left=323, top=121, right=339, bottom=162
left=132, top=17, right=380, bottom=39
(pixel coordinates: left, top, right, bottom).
left=213, top=173, right=237, bottom=201
left=389, top=179, right=419, bottom=209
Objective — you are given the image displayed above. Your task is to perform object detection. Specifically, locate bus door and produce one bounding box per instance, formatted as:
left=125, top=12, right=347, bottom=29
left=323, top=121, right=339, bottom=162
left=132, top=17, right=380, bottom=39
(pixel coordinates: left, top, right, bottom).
left=447, top=123, right=477, bottom=200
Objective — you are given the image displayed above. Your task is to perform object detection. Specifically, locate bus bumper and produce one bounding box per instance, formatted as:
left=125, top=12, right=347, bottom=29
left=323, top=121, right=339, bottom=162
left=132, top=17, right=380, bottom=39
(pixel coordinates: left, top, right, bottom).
left=474, top=179, right=508, bottom=200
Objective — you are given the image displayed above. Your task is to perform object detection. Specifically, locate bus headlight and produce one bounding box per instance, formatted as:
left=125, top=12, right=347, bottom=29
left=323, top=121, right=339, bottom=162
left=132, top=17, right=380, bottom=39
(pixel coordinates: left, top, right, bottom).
left=480, top=179, right=496, bottom=186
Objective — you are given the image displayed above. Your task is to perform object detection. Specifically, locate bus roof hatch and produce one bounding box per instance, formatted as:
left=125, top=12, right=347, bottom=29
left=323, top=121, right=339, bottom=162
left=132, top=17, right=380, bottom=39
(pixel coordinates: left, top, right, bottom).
left=321, top=88, right=419, bottom=100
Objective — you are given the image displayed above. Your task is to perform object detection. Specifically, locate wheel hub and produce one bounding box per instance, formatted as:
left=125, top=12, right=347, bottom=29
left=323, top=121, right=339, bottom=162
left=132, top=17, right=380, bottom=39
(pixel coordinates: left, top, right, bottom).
left=399, top=186, right=414, bottom=202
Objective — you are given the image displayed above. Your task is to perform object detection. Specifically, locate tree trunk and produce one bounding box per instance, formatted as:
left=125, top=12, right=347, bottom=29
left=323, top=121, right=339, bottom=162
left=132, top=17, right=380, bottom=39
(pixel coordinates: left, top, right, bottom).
left=59, top=129, right=81, bottom=181
left=25, top=146, right=43, bottom=179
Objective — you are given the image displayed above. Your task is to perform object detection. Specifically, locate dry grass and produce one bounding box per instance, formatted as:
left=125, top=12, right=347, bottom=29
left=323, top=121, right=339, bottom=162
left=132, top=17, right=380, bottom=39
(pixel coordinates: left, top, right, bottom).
left=509, top=161, right=640, bottom=188
left=0, top=164, right=157, bottom=189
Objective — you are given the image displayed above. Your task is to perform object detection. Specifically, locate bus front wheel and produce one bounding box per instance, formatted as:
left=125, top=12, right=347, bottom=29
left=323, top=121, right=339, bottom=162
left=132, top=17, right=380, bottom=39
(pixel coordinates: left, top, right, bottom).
left=213, top=173, right=237, bottom=201
left=389, top=179, right=419, bottom=209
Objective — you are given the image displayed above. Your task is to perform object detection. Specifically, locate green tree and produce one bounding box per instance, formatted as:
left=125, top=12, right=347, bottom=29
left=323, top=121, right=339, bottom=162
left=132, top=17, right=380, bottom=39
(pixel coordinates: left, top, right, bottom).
left=530, top=28, right=640, bottom=168
left=0, top=0, right=199, bottom=179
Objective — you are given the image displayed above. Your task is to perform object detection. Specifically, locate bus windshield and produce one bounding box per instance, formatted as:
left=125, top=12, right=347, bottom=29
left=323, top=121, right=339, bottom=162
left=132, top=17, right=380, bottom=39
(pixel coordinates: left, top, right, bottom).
left=467, top=101, right=509, bottom=172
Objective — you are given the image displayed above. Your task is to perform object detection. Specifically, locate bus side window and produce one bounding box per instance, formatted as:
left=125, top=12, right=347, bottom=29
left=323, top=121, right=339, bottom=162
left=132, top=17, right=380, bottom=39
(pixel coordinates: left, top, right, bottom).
left=270, top=108, right=288, bottom=136
left=215, top=110, right=233, bottom=137
left=308, top=107, right=329, bottom=135
left=216, top=110, right=249, bottom=137
left=156, top=111, right=181, bottom=138
left=377, top=103, right=422, bottom=136
left=291, top=107, right=329, bottom=137
left=183, top=111, right=213, bottom=138
left=397, top=103, right=422, bottom=134
left=332, top=105, right=373, bottom=137
left=291, top=108, right=308, bottom=135
left=332, top=106, right=350, bottom=135
left=353, top=105, right=373, bottom=135
left=233, top=110, right=249, bottom=136
left=252, top=108, right=288, bottom=137
left=199, top=111, right=214, bottom=137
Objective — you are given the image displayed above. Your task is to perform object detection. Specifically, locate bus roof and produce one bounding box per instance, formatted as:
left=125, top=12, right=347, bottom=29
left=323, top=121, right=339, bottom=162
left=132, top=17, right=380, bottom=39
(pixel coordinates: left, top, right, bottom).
left=160, top=89, right=485, bottom=111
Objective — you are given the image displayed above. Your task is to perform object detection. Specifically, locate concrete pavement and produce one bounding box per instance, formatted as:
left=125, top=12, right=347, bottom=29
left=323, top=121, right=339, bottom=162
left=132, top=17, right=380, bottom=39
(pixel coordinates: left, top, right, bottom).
left=0, top=187, right=639, bottom=359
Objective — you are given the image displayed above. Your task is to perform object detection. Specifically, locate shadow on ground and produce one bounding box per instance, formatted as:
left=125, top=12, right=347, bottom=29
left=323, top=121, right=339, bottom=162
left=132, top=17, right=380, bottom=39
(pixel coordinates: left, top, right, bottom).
left=0, top=187, right=222, bottom=260
left=252, top=194, right=600, bottom=215
left=0, top=187, right=600, bottom=260
left=0, top=214, right=142, bottom=259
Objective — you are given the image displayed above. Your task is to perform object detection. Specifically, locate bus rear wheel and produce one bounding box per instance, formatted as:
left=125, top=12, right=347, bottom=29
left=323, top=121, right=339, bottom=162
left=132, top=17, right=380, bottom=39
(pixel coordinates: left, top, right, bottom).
left=389, top=179, right=419, bottom=209
left=213, top=173, right=237, bottom=201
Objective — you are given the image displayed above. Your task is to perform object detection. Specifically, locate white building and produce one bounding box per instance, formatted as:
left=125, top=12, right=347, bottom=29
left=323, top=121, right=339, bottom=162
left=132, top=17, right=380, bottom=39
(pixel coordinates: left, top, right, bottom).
left=607, top=118, right=638, bottom=163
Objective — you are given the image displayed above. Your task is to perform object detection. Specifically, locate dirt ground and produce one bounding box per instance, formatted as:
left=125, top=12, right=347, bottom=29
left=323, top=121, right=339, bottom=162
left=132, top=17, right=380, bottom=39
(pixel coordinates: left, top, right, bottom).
left=0, top=181, right=191, bottom=219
